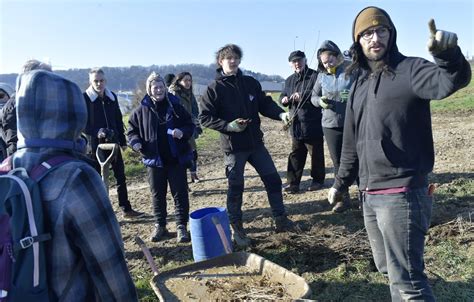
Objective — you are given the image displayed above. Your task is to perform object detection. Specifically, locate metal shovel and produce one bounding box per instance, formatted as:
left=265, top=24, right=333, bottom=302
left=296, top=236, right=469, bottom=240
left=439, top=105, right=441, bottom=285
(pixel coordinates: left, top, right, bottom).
left=95, top=143, right=118, bottom=195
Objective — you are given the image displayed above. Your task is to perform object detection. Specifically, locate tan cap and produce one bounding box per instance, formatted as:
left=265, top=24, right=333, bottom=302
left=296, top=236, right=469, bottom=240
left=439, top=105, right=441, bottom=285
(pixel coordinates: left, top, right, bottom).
left=353, top=7, right=391, bottom=41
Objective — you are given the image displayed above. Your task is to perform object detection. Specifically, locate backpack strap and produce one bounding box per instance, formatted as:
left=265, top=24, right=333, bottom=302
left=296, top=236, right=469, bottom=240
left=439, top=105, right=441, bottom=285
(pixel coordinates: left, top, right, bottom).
left=29, top=155, right=75, bottom=181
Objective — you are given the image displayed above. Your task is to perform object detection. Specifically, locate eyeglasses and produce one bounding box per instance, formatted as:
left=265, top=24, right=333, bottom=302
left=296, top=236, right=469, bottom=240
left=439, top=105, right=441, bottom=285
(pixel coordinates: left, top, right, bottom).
left=361, top=27, right=390, bottom=40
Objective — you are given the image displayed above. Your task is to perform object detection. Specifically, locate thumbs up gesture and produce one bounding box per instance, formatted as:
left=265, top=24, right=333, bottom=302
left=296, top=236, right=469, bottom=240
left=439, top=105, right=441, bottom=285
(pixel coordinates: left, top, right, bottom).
left=427, top=19, right=458, bottom=55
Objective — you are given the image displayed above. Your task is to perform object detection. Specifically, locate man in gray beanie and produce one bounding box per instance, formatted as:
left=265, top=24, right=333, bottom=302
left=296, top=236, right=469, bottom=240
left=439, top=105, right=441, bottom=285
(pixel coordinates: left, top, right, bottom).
left=328, top=6, right=471, bottom=301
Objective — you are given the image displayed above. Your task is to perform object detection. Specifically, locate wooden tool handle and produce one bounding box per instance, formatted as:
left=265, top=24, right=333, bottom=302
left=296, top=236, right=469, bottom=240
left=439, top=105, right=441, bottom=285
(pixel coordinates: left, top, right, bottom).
left=211, top=216, right=233, bottom=254
left=135, top=236, right=159, bottom=276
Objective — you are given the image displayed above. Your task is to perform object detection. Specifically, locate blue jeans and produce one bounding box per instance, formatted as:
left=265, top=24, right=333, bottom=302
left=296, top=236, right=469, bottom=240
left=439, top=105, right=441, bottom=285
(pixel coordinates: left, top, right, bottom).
left=363, top=187, right=435, bottom=301
left=224, top=144, right=286, bottom=224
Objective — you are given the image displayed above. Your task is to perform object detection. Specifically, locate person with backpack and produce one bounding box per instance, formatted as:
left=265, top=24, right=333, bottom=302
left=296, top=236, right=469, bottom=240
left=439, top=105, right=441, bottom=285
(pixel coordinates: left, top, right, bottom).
left=2, top=69, right=137, bottom=301
left=328, top=7, right=471, bottom=301
left=169, top=72, right=202, bottom=183
left=127, top=72, right=195, bottom=243
left=83, top=68, right=143, bottom=219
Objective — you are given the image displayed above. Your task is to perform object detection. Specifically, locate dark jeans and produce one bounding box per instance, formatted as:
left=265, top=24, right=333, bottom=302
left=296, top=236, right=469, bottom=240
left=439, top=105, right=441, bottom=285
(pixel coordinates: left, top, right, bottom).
left=147, top=164, right=189, bottom=226
left=189, top=149, right=198, bottom=173
left=323, top=127, right=343, bottom=178
left=92, top=150, right=131, bottom=211
left=224, top=144, right=286, bottom=224
left=362, top=187, right=435, bottom=301
left=286, top=135, right=325, bottom=186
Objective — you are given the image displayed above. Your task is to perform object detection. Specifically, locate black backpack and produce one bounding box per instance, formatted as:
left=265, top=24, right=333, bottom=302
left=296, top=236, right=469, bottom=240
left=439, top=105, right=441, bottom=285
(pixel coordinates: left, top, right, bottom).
left=0, top=156, right=81, bottom=302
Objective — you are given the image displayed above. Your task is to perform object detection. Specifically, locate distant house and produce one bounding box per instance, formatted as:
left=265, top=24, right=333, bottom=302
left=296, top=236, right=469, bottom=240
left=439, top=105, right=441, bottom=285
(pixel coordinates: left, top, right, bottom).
left=260, top=81, right=284, bottom=95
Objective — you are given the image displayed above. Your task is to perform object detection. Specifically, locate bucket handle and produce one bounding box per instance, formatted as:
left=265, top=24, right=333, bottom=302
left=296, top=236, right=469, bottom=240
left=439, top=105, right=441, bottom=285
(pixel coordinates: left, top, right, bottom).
left=211, top=216, right=232, bottom=254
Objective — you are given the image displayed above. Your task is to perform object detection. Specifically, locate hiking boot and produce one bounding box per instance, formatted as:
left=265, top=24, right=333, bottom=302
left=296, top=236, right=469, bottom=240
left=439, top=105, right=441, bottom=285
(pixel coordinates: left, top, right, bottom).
left=283, top=184, right=299, bottom=194
left=176, top=225, right=190, bottom=243
left=190, top=172, right=200, bottom=183
left=122, top=209, right=145, bottom=218
left=307, top=181, right=324, bottom=191
left=231, top=222, right=251, bottom=248
left=150, top=225, right=169, bottom=242
left=274, top=215, right=296, bottom=233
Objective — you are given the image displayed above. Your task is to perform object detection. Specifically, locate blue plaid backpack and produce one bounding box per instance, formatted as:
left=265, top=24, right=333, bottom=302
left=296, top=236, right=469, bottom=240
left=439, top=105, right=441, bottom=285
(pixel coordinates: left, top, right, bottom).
left=0, top=156, right=77, bottom=302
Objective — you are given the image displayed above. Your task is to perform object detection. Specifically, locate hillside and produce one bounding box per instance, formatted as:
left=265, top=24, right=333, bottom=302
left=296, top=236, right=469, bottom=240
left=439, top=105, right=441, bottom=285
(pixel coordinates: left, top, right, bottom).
left=0, top=63, right=284, bottom=92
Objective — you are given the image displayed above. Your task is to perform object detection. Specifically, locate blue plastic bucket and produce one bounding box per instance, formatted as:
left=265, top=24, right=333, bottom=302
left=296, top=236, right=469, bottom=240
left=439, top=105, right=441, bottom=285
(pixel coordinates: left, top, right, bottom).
left=189, top=207, right=232, bottom=262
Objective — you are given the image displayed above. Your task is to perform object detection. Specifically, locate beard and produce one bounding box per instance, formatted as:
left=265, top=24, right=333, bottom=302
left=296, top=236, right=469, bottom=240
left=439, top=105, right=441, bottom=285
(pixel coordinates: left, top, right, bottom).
left=363, top=42, right=387, bottom=62
left=362, top=41, right=389, bottom=72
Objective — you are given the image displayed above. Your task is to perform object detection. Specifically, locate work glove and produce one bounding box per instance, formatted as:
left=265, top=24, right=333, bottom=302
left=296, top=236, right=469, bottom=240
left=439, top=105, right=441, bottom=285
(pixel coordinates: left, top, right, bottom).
left=427, top=19, right=458, bottom=55
left=226, top=119, right=248, bottom=132
left=319, top=96, right=332, bottom=109
left=279, top=112, right=290, bottom=124
left=327, top=187, right=344, bottom=205
left=172, top=129, right=183, bottom=139
left=97, top=128, right=115, bottom=141
left=132, top=142, right=142, bottom=152
left=97, top=128, right=108, bottom=139
left=339, top=90, right=350, bottom=103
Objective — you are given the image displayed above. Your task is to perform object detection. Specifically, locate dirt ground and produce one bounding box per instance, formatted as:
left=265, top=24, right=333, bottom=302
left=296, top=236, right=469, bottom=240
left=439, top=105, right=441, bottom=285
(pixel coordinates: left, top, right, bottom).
left=111, top=110, right=473, bottom=294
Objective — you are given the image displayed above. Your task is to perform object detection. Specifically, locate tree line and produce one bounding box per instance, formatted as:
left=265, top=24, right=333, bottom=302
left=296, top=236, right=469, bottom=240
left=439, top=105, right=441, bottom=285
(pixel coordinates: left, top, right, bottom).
left=0, top=63, right=284, bottom=92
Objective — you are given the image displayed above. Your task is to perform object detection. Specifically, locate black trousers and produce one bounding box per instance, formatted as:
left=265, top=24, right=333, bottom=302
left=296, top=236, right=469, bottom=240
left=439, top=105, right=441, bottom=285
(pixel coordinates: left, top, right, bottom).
left=322, top=127, right=344, bottom=178
left=286, top=135, right=325, bottom=186
left=92, top=150, right=131, bottom=211
left=146, top=164, right=189, bottom=227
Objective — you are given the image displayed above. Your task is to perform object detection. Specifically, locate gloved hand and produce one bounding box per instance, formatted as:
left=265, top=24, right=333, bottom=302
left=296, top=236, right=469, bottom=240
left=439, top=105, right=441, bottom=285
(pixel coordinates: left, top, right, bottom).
left=339, top=90, right=350, bottom=103
left=132, top=142, right=142, bottom=152
left=279, top=112, right=290, bottom=124
left=97, top=128, right=108, bottom=139
left=172, top=129, right=183, bottom=139
left=226, top=118, right=248, bottom=132
left=427, top=19, right=458, bottom=55
left=328, top=187, right=344, bottom=205
left=319, top=96, right=332, bottom=109
left=97, top=128, right=115, bottom=141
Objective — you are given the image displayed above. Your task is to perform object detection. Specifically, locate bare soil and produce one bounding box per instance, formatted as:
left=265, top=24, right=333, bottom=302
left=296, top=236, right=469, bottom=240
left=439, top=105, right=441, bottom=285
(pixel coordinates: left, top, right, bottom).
left=110, top=111, right=473, bottom=298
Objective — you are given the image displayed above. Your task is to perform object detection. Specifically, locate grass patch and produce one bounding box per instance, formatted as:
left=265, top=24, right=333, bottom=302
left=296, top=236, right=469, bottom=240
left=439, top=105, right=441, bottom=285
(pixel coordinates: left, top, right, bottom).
left=196, top=127, right=220, bottom=150
left=431, top=68, right=474, bottom=113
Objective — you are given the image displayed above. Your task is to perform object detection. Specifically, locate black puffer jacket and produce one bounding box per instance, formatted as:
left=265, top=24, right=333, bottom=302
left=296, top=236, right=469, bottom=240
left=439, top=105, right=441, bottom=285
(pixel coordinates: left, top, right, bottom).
left=199, top=69, right=284, bottom=153
left=279, top=67, right=322, bottom=140
left=127, top=94, right=195, bottom=167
